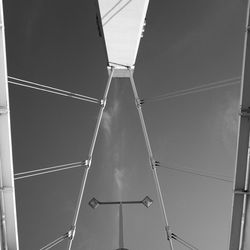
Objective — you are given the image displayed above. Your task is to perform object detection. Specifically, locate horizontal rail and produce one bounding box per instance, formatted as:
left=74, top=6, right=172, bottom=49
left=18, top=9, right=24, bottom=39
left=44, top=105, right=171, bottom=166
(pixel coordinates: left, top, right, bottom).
left=98, top=201, right=143, bottom=205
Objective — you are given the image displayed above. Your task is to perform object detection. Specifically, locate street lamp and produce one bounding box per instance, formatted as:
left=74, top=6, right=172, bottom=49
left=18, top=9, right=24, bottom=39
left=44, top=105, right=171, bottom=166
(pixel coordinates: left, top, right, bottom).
left=88, top=196, right=153, bottom=250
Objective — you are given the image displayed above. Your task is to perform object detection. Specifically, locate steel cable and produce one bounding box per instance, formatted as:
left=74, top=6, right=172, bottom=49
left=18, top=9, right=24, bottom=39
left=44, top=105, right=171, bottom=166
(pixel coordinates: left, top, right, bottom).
left=8, top=76, right=100, bottom=104
left=15, top=162, right=84, bottom=180
left=158, top=163, right=233, bottom=183
left=143, top=77, right=241, bottom=103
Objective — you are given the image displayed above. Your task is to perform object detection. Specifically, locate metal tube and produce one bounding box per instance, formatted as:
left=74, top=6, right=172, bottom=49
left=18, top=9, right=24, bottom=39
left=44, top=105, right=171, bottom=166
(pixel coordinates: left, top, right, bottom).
left=40, top=234, right=67, bottom=250
left=129, top=69, right=174, bottom=250
left=129, top=73, right=153, bottom=157
left=88, top=67, right=114, bottom=158
left=14, top=162, right=82, bottom=177
left=239, top=143, right=250, bottom=250
left=99, top=201, right=142, bottom=205
left=14, top=163, right=84, bottom=180
left=68, top=68, right=114, bottom=250
left=8, top=81, right=99, bottom=104
left=8, top=76, right=99, bottom=102
left=172, top=234, right=199, bottom=250
left=119, top=203, right=124, bottom=249
left=0, top=156, right=8, bottom=250
left=229, top=1, right=250, bottom=249
left=0, top=1, right=19, bottom=248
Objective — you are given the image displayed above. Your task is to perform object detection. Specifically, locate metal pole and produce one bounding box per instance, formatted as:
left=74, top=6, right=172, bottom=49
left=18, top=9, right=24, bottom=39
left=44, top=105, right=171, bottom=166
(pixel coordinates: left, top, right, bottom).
left=229, top=0, right=250, bottom=248
left=99, top=201, right=142, bottom=205
left=128, top=69, right=174, bottom=250
left=239, top=144, right=250, bottom=249
left=0, top=162, right=7, bottom=250
left=0, top=0, right=19, bottom=248
left=119, top=203, right=124, bottom=249
left=68, top=67, right=114, bottom=250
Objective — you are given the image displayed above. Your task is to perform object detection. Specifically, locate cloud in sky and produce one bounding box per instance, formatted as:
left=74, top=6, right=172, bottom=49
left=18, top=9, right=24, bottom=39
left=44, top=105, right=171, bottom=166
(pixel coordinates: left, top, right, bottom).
left=220, top=94, right=239, bottom=152
left=212, top=90, right=240, bottom=153
left=102, top=110, right=112, bottom=137
left=114, top=167, right=125, bottom=199
left=102, top=98, right=120, bottom=143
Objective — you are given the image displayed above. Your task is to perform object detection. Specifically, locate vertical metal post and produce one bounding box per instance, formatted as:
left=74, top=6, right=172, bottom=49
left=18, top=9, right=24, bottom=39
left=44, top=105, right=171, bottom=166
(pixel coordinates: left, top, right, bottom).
left=68, top=68, right=114, bottom=250
left=239, top=145, right=250, bottom=249
left=119, top=203, right=124, bottom=249
left=128, top=68, right=174, bottom=250
left=0, top=169, right=7, bottom=250
left=0, top=0, right=19, bottom=249
left=229, top=0, right=250, bottom=249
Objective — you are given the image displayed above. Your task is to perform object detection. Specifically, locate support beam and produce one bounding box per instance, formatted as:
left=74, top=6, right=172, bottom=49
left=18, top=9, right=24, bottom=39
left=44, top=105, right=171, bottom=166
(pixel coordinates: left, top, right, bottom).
left=67, top=67, right=114, bottom=250
left=229, top=1, right=250, bottom=249
left=118, top=204, right=124, bottom=249
left=128, top=69, right=174, bottom=250
left=0, top=0, right=19, bottom=249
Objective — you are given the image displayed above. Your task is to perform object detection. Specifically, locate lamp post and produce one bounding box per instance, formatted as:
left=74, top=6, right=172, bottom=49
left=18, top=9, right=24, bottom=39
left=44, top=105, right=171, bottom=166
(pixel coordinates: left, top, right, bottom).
left=89, top=196, right=153, bottom=250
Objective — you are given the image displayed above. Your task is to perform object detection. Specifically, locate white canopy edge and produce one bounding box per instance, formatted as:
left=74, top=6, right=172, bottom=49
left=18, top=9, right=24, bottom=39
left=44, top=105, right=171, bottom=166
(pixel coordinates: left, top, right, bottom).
left=98, top=0, right=149, bottom=68
left=0, top=1, right=19, bottom=249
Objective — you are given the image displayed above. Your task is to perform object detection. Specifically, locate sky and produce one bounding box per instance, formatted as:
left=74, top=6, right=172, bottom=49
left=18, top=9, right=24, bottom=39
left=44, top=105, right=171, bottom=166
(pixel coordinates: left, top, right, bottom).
left=2, top=0, right=249, bottom=249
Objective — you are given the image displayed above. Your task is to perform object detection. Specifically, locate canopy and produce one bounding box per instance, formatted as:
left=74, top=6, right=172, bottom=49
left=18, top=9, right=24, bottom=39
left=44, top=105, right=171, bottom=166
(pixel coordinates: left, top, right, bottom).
left=97, top=0, right=150, bottom=68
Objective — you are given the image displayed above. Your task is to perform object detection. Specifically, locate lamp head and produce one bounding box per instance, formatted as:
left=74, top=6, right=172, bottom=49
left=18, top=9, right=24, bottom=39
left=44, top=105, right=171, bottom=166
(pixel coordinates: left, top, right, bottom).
left=142, top=196, right=153, bottom=208
left=89, top=198, right=99, bottom=209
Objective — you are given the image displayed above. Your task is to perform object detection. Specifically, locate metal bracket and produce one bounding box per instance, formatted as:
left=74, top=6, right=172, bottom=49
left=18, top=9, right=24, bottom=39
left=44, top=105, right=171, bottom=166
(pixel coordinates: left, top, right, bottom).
left=85, top=158, right=92, bottom=169
left=128, top=66, right=135, bottom=71
left=135, top=98, right=144, bottom=108
left=141, top=20, right=146, bottom=38
left=149, top=157, right=160, bottom=170
left=165, top=226, right=173, bottom=241
left=67, top=226, right=76, bottom=240
left=0, top=106, right=8, bottom=115
left=240, top=107, right=250, bottom=117
left=100, top=98, right=106, bottom=108
left=171, top=233, right=178, bottom=240
left=234, top=189, right=250, bottom=195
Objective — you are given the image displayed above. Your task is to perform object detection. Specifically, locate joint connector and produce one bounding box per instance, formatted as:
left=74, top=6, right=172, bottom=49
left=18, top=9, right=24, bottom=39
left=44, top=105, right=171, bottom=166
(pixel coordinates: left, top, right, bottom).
left=127, top=65, right=135, bottom=70
left=240, top=107, right=250, bottom=117
left=79, top=161, right=87, bottom=169
left=85, top=158, right=92, bottom=169
left=0, top=107, right=8, bottom=115
left=67, top=226, right=76, bottom=240
left=150, top=157, right=155, bottom=169
left=234, top=189, right=250, bottom=195
left=165, top=226, right=172, bottom=241
left=135, top=98, right=144, bottom=108
left=150, top=157, right=160, bottom=170
left=100, top=98, right=107, bottom=108
left=155, top=160, right=160, bottom=167
left=141, top=20, right=146, bottom=38
left=171, top=233, right=178, bottom=240
left=127, top=66, right=135, bottom=75
left=107, top=65, right=114, bottom=70
left=150, top=157, right=160, bottom=169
